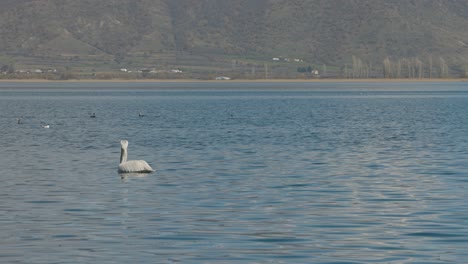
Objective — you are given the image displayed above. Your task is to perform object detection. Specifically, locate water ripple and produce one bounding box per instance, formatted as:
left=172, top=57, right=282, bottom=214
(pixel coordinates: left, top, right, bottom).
left=1, top=84, right=467, bottom=263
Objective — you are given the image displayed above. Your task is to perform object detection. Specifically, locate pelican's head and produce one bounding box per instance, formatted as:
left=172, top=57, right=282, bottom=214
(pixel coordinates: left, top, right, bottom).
left=120, top=140, right=128, bottom=149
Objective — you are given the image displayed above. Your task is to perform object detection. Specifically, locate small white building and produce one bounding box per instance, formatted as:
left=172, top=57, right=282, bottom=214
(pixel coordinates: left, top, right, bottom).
left=120, top=68, right=128, bottom=72
left=272, top=58, right=280, bottom=61
left=215, top=76, right=231, bottom=80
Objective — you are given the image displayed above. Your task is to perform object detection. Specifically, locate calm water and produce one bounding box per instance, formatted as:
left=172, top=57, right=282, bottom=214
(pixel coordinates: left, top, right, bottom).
left=0, top=82, right=467, bottom=263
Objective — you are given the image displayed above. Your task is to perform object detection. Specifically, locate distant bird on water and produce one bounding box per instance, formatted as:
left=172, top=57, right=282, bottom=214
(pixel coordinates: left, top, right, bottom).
left=40, top=124, right=50, bottom=129
left=139, top=112, right=145, bottom=117
left=16, top=117, right=23, bottom=124
left=90, top=113, right=96, bottom=118
left=118, top=140, right=154, bottom=173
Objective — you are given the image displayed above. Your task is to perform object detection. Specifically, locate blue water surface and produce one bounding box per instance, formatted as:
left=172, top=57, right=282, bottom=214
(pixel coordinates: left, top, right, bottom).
left=0, top=81, right=467, bottom=263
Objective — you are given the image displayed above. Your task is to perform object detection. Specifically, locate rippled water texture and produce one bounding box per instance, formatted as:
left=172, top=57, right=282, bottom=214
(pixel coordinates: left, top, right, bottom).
left=0, top=82, right=467, bottom=263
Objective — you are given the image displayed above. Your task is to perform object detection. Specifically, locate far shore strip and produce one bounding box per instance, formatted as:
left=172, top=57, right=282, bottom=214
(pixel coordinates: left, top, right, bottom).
left=0, top=78, right=467, bottom=83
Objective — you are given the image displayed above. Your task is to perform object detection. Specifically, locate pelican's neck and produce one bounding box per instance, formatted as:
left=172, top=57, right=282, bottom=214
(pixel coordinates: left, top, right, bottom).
left=120, top=147, right=128, bottom=163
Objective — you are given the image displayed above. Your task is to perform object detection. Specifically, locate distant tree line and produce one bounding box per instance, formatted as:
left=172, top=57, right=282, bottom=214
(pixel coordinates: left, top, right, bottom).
left=343, top=55, right=458, bottom=79
left=1, top=64, right=15, bottom=74
left=350, top=56, right=369, bottom=78
left=382, top=56, right=450, bottom=78
left=297, top=66, right=312, bottom=73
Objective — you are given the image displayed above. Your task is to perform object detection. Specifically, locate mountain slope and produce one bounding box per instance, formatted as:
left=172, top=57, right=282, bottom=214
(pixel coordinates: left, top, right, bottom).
left=0, top=0, right=467, bottom=76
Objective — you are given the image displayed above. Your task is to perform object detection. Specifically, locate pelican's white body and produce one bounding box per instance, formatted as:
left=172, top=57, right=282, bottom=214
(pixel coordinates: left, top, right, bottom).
left=118, top=140, right=154, bottom=173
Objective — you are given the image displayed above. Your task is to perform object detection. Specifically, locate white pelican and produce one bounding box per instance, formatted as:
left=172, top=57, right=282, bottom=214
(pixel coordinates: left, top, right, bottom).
left=118, top=140, right=154, bottom=173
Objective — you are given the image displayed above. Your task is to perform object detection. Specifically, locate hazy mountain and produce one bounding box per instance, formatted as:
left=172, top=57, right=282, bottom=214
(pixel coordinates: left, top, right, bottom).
left=0, top=0, right=467, bottom=77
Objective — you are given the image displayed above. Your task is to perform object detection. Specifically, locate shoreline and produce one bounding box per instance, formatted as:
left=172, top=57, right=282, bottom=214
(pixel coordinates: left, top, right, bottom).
left=0, top=78, right=467, bottom=83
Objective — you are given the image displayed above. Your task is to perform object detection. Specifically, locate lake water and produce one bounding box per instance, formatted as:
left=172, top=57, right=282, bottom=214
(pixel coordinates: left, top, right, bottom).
left=0, top=82, right=467, bottom=263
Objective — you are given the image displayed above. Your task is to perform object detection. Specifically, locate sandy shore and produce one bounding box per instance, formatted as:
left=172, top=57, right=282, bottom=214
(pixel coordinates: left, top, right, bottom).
left=0, top=78, right=467, bottom=83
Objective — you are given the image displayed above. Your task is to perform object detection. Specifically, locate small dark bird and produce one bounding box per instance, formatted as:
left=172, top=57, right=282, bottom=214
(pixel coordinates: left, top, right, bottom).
left=139, top=112, right=145, bottom=117
left=16, top=116, right=23, bottom=124
left=90, top=113, right=96, bottom=118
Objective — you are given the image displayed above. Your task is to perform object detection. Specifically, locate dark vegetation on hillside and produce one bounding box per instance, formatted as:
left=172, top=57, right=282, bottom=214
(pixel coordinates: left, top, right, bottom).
left=0, top=0, right=467, bottom=79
